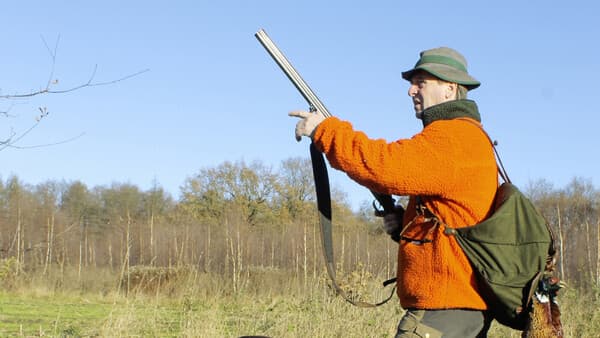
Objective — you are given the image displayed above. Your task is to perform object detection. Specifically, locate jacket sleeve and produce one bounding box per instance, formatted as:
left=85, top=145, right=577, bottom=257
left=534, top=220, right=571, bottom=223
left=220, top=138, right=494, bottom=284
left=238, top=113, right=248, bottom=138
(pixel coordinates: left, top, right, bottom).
left=312, top=116, right=493, bottom=199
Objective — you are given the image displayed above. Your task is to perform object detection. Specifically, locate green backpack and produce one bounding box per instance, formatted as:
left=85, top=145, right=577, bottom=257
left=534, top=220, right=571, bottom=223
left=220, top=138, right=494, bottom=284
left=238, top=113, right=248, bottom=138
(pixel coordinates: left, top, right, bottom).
left=441, top=120, right=557, bottom=330
left=444, top=181, right=556, bottom=330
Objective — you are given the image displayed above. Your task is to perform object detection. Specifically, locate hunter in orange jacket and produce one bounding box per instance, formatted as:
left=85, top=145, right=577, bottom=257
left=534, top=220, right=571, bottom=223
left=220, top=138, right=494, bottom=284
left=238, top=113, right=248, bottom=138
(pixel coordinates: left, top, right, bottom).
left=312, top=100, right=498, bottom=310
left=290, top=47, right=498, bottom=337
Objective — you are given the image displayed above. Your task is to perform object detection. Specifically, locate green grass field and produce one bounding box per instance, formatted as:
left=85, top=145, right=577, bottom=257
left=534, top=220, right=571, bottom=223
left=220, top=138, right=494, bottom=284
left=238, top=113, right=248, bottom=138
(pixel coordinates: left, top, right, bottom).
left=1, top=265, right=598, bottom=337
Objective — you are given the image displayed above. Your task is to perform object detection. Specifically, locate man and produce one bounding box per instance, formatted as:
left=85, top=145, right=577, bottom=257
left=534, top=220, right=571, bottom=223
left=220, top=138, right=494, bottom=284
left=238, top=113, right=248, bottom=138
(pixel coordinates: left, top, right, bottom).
left=289, top=47, right=498, bottom=337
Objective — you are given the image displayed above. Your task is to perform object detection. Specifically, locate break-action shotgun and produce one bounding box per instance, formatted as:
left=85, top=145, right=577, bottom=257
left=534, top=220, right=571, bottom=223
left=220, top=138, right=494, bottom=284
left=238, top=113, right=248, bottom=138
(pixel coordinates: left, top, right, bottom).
left=255, top=28, right=398, bottom=307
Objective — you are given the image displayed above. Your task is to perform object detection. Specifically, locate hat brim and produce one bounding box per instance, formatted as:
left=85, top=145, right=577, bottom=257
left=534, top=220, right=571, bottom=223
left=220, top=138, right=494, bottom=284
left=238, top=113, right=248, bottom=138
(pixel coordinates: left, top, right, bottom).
left=402, top=63, right=480, bottom=90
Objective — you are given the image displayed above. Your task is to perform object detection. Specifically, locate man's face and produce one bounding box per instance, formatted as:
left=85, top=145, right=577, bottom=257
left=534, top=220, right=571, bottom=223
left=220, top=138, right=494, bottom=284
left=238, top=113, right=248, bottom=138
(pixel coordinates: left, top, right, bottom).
left=407, top=71, right=454, bottom=115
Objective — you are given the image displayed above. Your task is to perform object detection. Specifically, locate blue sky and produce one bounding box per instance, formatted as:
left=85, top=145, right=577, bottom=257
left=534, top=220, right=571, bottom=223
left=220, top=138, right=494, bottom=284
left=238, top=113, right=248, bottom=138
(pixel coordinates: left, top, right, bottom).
left=1, top=1, right=598, bottom=210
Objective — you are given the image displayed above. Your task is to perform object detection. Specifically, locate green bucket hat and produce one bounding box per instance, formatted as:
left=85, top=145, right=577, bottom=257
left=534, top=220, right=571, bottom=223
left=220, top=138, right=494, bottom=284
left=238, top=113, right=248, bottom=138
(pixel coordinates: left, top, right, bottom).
left=402, top=47, right=480, bottom=90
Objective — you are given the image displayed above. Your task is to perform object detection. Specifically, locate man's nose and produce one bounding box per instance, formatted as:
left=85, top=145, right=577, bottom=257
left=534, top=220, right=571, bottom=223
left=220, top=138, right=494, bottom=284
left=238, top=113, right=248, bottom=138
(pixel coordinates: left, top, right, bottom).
left=408, top=85, right=417, bottom=97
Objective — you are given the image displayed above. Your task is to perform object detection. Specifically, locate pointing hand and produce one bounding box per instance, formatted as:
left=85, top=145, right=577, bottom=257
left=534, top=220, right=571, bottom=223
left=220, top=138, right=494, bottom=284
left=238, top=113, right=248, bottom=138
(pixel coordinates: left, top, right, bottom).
left=288, top=110, right=326, bottom=142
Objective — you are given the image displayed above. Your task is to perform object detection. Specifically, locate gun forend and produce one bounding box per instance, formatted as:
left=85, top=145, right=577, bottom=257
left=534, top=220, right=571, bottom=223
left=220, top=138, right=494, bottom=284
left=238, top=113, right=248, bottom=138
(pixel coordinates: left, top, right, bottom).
left=255, top=29, right=331, bottom=118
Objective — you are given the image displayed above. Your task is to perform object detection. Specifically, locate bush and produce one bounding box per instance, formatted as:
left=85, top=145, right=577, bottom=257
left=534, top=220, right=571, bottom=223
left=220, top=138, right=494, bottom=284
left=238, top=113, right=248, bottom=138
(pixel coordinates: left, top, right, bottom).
left=121, top=265, right=195, bottom=295
left=0, top=257, right=18, bottom=290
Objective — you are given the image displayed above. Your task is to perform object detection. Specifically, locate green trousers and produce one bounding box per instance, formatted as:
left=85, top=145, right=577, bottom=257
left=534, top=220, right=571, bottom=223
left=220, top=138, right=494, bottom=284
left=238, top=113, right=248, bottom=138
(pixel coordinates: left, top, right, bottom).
left=394, top=309, right=492, bottom=338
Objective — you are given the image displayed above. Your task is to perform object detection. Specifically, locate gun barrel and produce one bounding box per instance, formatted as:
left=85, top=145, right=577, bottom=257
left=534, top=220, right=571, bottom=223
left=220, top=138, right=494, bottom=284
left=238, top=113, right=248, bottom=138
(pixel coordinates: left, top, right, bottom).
left=255, top=29, right=331, bottom=118
left=256, top=28, right=398, bottom=229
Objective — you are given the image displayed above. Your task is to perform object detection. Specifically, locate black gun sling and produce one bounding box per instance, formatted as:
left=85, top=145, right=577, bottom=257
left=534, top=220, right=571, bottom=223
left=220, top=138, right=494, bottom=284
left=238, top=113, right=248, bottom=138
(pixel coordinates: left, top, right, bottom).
left=310, top=143, right=396, bottom=307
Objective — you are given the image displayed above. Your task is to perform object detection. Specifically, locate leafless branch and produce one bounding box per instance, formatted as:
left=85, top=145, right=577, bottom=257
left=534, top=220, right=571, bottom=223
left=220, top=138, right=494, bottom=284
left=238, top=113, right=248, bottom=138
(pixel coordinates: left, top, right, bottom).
left=0, top=66, right=149, bottom=99
left=41, top=34, right=60, bottom=90
left=2, top=132, right=86, bottom=151
left=0, top=107, right=48, bottom=151
left=0, top=35, right=149, bottom=151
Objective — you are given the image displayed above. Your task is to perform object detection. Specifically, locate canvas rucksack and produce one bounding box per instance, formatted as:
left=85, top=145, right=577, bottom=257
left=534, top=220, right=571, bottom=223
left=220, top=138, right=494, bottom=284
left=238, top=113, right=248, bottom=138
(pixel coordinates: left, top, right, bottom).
left=444, top=181, right=556, bottom=330
left=435, top=120, right=558, bottom=330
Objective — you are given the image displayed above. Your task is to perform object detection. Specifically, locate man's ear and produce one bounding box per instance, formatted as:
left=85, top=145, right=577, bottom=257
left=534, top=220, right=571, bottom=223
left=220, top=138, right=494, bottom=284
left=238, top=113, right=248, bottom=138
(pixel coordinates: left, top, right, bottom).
left=446, top=82, right=458, bottom=99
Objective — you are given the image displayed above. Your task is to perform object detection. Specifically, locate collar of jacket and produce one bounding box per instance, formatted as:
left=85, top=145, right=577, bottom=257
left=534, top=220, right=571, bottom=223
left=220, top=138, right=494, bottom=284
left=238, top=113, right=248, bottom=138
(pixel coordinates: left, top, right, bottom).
left=421, top=99, right=481, bottom=127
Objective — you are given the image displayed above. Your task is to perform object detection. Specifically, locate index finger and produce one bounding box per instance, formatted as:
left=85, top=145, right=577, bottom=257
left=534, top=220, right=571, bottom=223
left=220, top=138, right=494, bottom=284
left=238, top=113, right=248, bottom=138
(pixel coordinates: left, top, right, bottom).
left=288, top=110, right=311, bottom=118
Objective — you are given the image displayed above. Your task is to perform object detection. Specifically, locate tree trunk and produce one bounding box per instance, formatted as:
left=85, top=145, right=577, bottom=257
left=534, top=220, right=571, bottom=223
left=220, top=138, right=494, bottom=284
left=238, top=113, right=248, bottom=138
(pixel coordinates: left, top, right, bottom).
left=597, top=220, right=600, bottom=287
left=586, top=220, right=593, bottom=283
left=15, top=207, right=22, bottom=275
left=43, top=215, right=54, bottom=275
left=149, top=212, right=154, bottom=265
left=556, top=205, right=566, bottom=279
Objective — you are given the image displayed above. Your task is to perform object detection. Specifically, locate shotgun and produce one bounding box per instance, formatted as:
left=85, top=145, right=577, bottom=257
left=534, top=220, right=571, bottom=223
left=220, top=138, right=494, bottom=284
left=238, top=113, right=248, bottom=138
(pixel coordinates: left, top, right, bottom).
left=255, top=28, right=399, bottom=307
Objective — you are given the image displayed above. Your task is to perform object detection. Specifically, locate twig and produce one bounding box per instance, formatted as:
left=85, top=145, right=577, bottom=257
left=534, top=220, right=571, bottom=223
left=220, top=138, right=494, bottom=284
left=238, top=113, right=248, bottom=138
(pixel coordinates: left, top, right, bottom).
left=41, top=34, right=60, bottom=90
left=2, top=132, right=86, bottom=150
left=0, top=66, right=150, bottom=99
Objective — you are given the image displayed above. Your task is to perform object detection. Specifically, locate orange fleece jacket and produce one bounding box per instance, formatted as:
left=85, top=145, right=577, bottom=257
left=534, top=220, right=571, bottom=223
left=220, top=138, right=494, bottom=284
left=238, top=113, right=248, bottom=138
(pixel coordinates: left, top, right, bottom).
left=312, top=112, right=498, bottom=310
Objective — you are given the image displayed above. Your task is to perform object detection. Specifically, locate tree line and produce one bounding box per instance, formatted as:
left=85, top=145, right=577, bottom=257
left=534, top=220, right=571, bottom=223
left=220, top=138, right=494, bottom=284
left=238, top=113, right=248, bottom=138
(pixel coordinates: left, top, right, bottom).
left=0, top=158, right=598, bottom=291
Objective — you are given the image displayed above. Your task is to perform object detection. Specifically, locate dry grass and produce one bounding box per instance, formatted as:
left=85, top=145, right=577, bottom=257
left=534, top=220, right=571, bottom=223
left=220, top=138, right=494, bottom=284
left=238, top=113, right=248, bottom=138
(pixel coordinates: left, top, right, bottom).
left=0, top=262, right=597, bottom=337
left=1, top=203, right=598, bottom=337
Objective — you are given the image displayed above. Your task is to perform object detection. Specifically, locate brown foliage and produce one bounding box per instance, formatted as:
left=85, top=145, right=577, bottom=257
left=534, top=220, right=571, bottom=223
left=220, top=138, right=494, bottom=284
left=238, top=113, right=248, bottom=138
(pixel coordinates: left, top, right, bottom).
left=0, top=165, right=598, bottom=296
